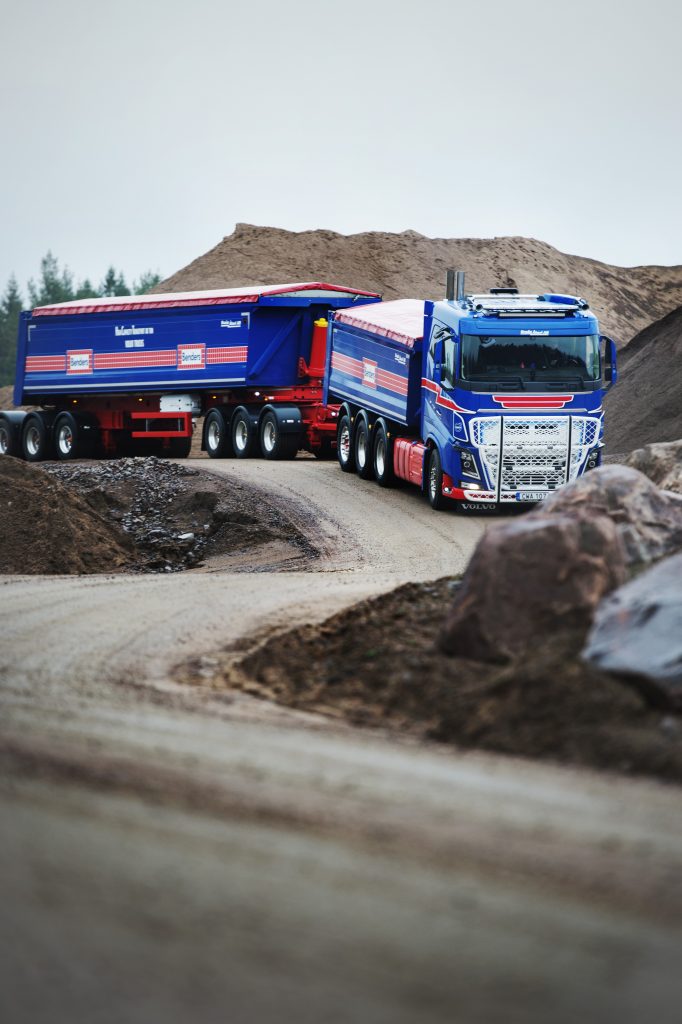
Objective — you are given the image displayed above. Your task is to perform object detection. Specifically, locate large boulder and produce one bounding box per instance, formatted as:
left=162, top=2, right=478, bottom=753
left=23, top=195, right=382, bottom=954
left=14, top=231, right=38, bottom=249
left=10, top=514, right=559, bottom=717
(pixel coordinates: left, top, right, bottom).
left=439, top=465, right=682, bottom=663
left=534, top=464, right=682, bottom=569
left=624, top=439, right=682, bottom=495
left=438, top=514, right=627, bottom=662
left=582, top=552, right=682, bottom=709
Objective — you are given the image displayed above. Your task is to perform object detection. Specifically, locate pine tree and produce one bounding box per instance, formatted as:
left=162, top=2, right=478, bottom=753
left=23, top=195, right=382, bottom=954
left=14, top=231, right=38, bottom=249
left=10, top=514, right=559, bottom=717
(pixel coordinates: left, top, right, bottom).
left=0, top=276, right=23, bottom=386
left=133, top=271, right=162, bottom=294
left=27, top=251, right=75, bottom=307
left=100, top=266, right=129, bottom=296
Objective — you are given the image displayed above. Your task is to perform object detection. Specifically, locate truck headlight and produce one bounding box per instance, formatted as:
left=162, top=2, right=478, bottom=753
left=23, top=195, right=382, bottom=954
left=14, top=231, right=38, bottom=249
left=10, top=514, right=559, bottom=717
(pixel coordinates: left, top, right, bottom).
left=459, top=450, right=480, bottom=479
left=586, top=449, right=600, bottom=471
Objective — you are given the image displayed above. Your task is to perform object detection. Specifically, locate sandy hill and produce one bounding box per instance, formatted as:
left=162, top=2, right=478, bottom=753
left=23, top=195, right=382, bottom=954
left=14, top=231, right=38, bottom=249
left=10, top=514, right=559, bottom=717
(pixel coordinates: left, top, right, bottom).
left=605, top=305, right=682, bottom=453
left=156, top=224, right=682, bottom=346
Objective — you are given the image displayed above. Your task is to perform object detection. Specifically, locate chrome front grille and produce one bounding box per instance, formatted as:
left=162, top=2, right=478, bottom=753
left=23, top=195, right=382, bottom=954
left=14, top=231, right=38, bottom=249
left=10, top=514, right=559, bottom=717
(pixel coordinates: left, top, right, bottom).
left=470, top=415, right=600, bottom=495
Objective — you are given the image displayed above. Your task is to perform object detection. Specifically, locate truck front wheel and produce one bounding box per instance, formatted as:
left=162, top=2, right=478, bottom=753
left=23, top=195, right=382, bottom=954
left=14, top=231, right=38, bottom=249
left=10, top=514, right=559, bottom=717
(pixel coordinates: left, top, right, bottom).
left=337, top=414, right=355, bottom=473
left=22, top=414, right=51, bottom=462
left=427, top=448, right=447, bottom=510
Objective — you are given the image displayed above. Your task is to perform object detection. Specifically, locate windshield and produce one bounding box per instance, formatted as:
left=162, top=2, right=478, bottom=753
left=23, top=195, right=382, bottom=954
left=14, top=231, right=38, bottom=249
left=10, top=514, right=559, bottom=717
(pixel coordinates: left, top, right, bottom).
left=461, top=334, right=600, bottom=390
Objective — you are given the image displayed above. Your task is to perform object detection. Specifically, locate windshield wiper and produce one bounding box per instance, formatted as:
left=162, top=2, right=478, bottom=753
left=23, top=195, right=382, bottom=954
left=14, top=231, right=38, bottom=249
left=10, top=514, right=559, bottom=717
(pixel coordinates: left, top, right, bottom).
left=545, top=376, right=586, bottom=391
left=466, top=377, right=525, bottom=390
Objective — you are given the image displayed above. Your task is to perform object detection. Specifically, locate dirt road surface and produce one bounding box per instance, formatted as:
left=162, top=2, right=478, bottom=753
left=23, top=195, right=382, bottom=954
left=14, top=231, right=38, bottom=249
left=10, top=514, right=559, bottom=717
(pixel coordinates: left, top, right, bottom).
left=2, top=459, right=682, bottom=1023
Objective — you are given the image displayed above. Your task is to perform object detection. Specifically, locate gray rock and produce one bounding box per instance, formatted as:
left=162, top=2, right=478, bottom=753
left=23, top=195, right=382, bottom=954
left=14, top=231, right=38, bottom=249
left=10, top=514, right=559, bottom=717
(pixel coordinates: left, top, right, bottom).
left=439, top=513, right=628, bottom=663
left=536, top=464, right=682, bottom=569
left=582, top=552, right=682, bottom=708
left=624, top=439, right=682, bottom=495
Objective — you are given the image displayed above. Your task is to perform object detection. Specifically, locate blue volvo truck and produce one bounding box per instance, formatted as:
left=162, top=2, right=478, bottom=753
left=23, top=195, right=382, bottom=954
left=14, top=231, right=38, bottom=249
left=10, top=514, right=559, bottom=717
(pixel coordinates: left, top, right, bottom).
left=0, top=282, right=380, bottom=462
left=324, top=271, right=617, bottom=510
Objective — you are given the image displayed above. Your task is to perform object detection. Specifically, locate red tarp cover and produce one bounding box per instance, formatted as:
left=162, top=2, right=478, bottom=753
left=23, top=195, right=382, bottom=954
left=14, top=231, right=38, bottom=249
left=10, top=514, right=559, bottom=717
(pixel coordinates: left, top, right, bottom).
left=334, top=299, right=425, bottom=349
left=32, top=282, right=381, bottom=317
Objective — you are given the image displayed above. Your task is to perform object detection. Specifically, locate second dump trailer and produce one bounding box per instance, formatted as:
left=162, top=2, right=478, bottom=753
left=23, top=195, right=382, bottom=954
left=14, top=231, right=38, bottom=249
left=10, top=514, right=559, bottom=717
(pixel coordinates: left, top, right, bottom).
left=1, top=282, right=380, bottom=462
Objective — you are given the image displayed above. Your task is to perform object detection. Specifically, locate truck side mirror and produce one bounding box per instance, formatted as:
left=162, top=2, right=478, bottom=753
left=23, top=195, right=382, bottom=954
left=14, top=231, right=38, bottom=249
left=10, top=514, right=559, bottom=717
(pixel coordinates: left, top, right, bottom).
left=601, top=336, right=618, bottom=388
left=432, top=339, right=444, bottom=380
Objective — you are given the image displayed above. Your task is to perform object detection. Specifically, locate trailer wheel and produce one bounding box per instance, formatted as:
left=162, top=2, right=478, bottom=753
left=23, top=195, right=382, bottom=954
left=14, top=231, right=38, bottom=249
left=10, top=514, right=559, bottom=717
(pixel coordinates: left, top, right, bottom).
left=204, top=409, right=233, bottom=459
left=337, top=414, right=355, bottom=473
left=372, top=422, right=395, bottom=487
left=232, top=407, right=257, bottom=459
left=21, top=414, right=50, bottom=462
left=54, top=412, right=94, bottom=461
left=259, top=411, right=298, bottom=460
left=167, top=436, right=192, bottom=458
left=354, top=418, right=374, bottom=480
left=0, top=417, right=18, bottom=457
left=427, top=448, right=447, bottom=510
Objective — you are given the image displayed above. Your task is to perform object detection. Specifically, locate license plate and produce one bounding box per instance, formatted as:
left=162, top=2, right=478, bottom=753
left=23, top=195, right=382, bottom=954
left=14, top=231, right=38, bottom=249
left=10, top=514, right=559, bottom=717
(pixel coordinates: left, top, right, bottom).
left=515, top=490, right=549, bottom=502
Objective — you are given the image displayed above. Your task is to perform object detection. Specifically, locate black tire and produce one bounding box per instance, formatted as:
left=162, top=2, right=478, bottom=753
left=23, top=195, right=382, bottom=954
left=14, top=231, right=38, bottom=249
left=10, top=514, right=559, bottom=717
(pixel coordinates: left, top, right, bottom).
left=0, top=416, right=19, bottom=458
left=372, top=422, right=395, bottom=487
left=204, top=409, right=233, bottom=459
left=427, top=448, right=448, bottom=510
left=354, top=417, right=374, bottom=480
left=314, top=438, right=336, bottom=460
left=232, top=407, right=257, bottom=459
left=259, top=410, right=299, bottom=460
left=54, top=412, right=95, bottom=461
left=337, top=413, right=355, bottom=473
left=166, top=436, right=192, bottom=458
left=21, top=414, right=50, bottom=462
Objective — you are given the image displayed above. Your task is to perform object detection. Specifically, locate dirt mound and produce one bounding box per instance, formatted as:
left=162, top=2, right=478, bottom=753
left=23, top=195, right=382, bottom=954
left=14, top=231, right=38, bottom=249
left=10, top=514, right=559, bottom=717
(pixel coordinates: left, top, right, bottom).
left=0, top=385, right=14, bottom=408
left=156, top=223, right=682, bottom=346
left=216, top=577, right=682, bottom=783
left=0, top=457, right=133, bottom=574
left=605, top=305, right=682, bottom=452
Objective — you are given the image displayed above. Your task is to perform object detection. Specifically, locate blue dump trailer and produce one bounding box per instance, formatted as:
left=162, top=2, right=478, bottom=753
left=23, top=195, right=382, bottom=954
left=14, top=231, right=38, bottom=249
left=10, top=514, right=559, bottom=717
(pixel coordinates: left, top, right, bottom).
left=324, top=272, right=617, bottom=510
left=0, top=282, right=380, bottom=461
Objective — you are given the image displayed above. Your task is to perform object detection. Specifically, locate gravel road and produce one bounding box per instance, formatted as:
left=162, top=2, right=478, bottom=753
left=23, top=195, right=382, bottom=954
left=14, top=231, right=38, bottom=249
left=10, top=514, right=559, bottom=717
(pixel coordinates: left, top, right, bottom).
left=1, top=458, right=681, bottom=1024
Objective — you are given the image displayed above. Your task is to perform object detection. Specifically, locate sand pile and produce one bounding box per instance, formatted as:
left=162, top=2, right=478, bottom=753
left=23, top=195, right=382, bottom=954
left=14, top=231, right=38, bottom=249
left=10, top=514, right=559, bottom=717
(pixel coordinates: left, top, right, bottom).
left=605, top=305, right=682, bottom=453
left=156, top=223, right=682, bottom=346
left=0, top=457, right=132, bottom=574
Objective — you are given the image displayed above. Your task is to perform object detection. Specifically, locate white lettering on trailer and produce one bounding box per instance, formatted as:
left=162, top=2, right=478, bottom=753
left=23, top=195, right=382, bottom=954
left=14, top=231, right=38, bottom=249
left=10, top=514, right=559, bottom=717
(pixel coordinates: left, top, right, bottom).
left=362, top=358, right=377, bottom=388
left=520, top=330, right=549, bottom=336
left=177, top=344, right=206, bottom=370
left=66, top=349, right=93, bottom=375
left=394, top=353, right=407, bottom=365
left=115, top=325, right=155, bottom=336
left=220, top=319, right=243, bottom=329
left=124, top=339, right=145, bottom=348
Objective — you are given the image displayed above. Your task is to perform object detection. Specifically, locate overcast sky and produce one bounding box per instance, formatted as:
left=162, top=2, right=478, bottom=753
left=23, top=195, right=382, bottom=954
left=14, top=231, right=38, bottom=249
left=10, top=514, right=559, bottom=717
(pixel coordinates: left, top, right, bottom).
left=2, top=0, right=681, bottom=293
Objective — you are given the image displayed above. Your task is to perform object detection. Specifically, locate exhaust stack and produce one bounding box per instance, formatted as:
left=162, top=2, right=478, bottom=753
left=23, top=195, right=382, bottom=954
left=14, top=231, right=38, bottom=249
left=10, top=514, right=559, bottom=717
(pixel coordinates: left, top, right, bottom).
left=455, top=270, right=466, bottom=302
left=446, top=269, right=455, bottom=302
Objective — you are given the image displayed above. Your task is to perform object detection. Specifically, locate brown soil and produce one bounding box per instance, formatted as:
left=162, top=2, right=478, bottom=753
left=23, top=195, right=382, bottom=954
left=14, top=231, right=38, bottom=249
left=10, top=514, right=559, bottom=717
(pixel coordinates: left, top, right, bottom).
left=156, top=223, right=682, bottom=346
left=1, top=456, right=318, bottom=575
left=605, top=305, right=682, bottom=452
left=217, top=577, right=682, bottom=783
left=0, top=457, right=133, bottom=574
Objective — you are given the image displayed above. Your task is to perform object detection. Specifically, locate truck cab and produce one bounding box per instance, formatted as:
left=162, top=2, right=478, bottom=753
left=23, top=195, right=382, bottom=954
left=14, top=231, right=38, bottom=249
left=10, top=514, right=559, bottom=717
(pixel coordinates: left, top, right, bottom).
left=421, top=288, right=617, bottom=508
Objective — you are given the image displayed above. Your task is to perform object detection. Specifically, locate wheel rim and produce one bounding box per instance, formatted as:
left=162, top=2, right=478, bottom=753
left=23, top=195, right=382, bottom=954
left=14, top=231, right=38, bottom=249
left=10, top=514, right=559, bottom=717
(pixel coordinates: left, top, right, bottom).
left=375, top=437, right=385, bottom=476
left=0, top=426, right=9, bottom=455
left=58, top=424, right=73, bottom=455
left=430, top=458, right=438, bottom=499
left=235, top=419, right=248, bottom=451
left=207, top=419, right=221, bottom=451
left=26, top=426, right=41, bottom=457
left=339, top=424, right=351, bottom=463
left=357, top=429, right=367, bottom=468
left=263, top=420, right=276, bottom=453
